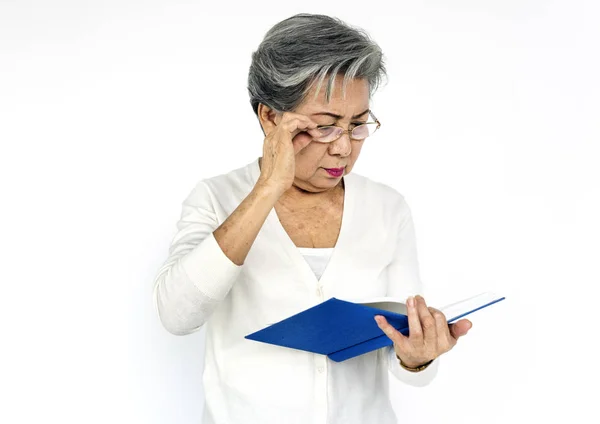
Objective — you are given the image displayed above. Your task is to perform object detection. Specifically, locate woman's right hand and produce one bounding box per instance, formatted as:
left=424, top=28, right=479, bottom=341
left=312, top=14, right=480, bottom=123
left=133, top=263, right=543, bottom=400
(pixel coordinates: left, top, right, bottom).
left=256, top=112, right=321, bottom=195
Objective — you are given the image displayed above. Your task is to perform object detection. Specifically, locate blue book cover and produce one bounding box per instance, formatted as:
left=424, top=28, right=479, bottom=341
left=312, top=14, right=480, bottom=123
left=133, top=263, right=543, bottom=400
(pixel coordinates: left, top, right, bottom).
left=245, top=292, right=505, bottom=362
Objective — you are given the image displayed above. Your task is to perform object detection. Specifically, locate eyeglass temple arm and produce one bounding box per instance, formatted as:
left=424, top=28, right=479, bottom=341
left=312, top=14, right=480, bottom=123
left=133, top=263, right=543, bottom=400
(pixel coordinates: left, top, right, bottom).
left=369, top=110, right=381, bottom=127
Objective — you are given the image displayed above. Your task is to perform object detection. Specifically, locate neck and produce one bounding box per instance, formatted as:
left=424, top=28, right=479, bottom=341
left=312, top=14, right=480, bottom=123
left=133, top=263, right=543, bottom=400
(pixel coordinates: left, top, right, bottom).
left=258, top=157, right=344, bottom=207
left=280, top=179, right=343, bottom=206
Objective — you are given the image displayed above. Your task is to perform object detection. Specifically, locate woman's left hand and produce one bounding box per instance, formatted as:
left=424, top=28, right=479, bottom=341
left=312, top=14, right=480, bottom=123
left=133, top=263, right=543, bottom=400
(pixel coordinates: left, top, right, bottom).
left=374, top=295, right=472, bottom=368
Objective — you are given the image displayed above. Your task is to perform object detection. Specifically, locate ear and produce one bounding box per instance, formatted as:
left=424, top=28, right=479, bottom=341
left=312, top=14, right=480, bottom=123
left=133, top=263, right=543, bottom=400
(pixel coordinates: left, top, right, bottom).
left=257, top=103, right=279, bottom=135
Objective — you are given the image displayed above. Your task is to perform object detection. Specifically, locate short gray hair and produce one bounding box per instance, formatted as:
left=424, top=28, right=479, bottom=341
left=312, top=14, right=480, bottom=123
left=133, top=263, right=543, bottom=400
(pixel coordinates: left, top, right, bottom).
left=247, top=13, right=387, bottom=115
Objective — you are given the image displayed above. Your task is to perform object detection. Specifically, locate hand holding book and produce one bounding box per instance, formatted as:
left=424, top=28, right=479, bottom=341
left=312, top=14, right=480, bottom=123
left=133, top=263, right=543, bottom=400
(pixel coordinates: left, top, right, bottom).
left=374, top=295, right=472, bottom=368
left=245, top=291, right=505, bottom=362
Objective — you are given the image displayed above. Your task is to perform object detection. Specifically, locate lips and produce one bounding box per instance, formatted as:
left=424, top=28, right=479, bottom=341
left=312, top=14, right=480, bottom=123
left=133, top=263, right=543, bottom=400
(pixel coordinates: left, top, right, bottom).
left=324, top=167, right=345, bottom=177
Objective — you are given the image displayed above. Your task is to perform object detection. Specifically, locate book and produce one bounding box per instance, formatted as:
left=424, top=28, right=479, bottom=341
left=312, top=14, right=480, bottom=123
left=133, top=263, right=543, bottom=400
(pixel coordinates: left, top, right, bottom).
left=245, top=291, right=505, bottom=362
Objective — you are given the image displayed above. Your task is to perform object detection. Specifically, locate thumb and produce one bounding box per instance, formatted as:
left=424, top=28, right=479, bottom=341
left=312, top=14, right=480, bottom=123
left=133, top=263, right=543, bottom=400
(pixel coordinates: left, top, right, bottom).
left=449, top=319, right=472, bottom=340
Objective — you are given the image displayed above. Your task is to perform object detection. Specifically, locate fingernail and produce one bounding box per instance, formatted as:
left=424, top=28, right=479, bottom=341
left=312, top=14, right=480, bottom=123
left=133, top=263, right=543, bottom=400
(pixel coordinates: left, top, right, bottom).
left=407, top=296, right=414, bottom=308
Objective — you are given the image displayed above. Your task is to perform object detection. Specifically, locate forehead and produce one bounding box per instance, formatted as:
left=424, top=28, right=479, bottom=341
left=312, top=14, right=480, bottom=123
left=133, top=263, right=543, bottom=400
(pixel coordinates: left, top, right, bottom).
left=298, top=74, right=370, bottom=117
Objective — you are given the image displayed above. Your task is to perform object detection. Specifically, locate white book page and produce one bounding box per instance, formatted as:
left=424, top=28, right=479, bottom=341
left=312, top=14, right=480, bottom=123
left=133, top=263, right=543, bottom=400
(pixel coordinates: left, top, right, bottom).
left=349, top=291, right=504, bottom=323
left=437, top=292, right=504, bottom=323
left=358, top=298, right=408, bottom=315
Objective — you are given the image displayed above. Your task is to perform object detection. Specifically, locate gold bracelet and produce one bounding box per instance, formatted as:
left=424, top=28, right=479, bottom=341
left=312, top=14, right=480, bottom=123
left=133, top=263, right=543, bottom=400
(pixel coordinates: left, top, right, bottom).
left=396, top=355, right=434, bottom=372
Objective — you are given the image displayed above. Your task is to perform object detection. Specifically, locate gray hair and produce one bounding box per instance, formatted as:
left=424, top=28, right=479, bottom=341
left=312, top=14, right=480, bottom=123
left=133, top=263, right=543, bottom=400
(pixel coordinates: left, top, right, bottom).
left=247, top=13, right=387, bottom=115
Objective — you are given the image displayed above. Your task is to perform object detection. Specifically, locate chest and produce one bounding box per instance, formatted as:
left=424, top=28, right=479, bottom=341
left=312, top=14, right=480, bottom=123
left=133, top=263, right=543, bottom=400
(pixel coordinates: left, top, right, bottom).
left=274, top=203, right=343, bottom=248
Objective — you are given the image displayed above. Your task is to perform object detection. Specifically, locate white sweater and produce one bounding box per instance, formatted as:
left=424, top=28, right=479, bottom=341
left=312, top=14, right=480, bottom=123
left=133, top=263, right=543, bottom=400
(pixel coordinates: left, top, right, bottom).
left=153, top=158, right=439, bottom=424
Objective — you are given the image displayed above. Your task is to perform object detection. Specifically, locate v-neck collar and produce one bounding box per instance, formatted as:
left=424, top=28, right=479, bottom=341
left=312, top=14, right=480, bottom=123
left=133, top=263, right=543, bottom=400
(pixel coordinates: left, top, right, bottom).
left=248, top=157, right=354, bottom=289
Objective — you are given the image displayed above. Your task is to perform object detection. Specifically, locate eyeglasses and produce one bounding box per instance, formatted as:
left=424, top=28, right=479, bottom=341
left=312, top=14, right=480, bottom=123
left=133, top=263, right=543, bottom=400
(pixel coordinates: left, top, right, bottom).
left=311, top=111, right=381, bottom=143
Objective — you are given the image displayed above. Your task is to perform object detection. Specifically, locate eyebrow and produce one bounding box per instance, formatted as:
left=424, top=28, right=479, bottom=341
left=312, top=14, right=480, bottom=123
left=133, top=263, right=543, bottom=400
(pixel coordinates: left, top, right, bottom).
left=311, top=109, right=370, bottom=120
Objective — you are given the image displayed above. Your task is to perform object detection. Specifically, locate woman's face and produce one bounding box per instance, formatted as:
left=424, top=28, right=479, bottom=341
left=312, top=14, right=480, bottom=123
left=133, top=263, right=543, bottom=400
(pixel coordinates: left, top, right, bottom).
left=258, top=74, right=371, bottom=194
left=290, top=75, right=370, bottom=193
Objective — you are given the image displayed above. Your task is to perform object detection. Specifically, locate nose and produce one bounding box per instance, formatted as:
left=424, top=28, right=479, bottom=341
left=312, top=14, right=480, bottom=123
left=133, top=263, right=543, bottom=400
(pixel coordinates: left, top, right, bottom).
left=328, top=131, right=352, bottom=157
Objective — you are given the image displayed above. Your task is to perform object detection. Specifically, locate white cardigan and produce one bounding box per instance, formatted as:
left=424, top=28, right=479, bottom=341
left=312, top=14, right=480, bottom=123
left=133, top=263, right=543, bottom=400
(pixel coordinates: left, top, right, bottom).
left=153, top=158, right=439, bottom=424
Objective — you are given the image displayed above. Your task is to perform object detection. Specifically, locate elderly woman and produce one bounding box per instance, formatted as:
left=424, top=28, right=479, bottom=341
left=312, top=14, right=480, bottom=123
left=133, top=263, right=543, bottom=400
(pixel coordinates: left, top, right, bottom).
left=153, top=13, right=472, bottom=424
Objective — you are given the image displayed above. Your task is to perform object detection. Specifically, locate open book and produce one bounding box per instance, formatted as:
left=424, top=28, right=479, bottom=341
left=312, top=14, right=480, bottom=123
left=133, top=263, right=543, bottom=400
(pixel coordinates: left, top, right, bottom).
left=245, top=292, right=505, bottom=362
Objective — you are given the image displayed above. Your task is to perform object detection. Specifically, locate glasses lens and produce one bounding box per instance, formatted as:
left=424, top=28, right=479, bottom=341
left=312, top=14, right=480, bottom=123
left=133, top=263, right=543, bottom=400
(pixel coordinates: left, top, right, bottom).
left=314, top=126, right=342, bottom=143
left=351, top=123, right=378, bottom=140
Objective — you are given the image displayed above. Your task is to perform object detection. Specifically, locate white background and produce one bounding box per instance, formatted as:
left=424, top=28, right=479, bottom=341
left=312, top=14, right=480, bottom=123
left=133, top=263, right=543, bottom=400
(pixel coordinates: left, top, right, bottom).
left=1, top=1, right=598, bottom=423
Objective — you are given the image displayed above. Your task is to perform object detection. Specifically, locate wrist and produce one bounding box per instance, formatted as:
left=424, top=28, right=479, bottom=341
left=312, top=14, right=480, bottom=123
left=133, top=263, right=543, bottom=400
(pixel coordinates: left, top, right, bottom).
left=254, top=179, right=285, bottom=200
left=396, top=354, right=434, bottom=372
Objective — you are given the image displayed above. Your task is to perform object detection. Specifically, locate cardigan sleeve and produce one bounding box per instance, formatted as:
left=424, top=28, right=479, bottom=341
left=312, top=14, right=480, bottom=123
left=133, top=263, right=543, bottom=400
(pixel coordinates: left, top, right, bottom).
left=384, top=195, right=440, bottom=386
left=152, top=181, right=242, bottom=336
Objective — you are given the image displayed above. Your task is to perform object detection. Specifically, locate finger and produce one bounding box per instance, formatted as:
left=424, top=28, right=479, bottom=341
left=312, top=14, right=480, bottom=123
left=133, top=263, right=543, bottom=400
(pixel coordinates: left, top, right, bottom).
left=415, top=295, right=437, bottom=345
left=406, top=296, right=423, bottom=342
left=280, top=119, right=314, bottom=136
left=429, top=307, right=454, bottom=351
left=280, top=111, right=316, bottom=124
left=449, top=319, right=472, bottom=340
left=271, top=112, right=318, bottom=146
left=374, top=315, right=408, bottom=349
left=280, top=119, right=319, bottom=154
left=281, top=114, right=319, bottom=133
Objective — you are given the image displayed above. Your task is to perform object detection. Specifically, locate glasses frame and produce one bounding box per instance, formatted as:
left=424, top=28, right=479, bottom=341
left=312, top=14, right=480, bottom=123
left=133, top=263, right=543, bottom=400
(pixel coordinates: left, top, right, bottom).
left=313, top=110, right=381, bottom=143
